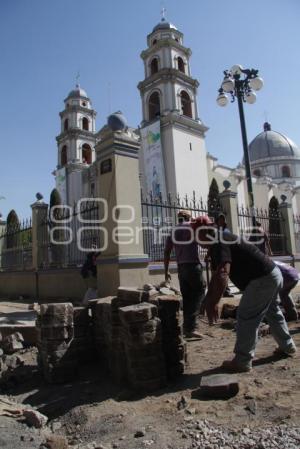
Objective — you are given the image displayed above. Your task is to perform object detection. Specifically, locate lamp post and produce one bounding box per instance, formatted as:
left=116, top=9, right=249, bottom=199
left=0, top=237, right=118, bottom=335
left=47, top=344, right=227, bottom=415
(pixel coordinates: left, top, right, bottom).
left=216, top=65, right=263, bottom=210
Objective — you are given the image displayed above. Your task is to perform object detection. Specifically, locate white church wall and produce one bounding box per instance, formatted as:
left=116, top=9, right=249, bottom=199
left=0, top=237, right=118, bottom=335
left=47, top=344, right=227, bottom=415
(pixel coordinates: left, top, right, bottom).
left=160, top=126, right=177, bottom=196
left=171, top=127, right=209, bottom=200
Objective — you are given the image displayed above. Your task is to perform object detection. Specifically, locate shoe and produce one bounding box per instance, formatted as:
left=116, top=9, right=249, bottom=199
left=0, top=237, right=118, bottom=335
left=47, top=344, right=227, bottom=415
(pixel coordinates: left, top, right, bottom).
left=223, top=293, right=234, bottom=298
left=274, top=344, right=297, bottom=357
left=285, top=309, right=298, bottom=322
left=184, top=330, right=204, bottom=340
left=222, top=358, right=252, bottom=373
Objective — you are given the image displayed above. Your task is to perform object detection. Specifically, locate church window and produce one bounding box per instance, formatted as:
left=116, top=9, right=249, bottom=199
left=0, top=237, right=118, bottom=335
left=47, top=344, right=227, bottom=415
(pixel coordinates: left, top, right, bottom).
left=82, top=117, right=89, bottom=131
left=177, top=57, right=185, bottom=73
left=61, top=146, right=67, bottom=166
left=148, top=92, right=161, bottom=120
left=175, top=38, right=179, bottom=42
left=152, top=39, right=157, bottom=45
left=253, top=169, right=261, bottom=177
left=150, top=58, right=159, bottom=75
left=180, top=91, right=192, bottom=118
left=82, top=144, right=92, bottom=164
left=64, top=119, right=69, bottom=131
left=82, top=101, right=87, bottom=107
left=282, top=165, right=291, bottom=177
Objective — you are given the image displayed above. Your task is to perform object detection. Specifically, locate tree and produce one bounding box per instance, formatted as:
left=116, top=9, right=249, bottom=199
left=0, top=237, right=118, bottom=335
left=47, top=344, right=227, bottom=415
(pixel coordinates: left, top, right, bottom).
left=6, top=209, right=20, bottom=248
left=208, top=178, right=221, bottom=218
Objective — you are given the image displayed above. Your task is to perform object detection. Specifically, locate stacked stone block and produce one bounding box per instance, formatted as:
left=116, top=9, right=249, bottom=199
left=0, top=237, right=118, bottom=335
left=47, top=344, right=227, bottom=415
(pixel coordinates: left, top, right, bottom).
left=119, top=302, right=167, bottom=391
left=37, top=303, right=92, bottom=383
left=90, top=296, right=114, bottom=363
left=37, top=303, right=75, bottom=383
left=157, top=295, right=186, bottom=379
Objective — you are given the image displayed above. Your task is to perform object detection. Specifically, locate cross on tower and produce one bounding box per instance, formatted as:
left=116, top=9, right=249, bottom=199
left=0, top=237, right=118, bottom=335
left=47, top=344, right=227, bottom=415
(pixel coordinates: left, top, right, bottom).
left=75, top=71, right=80, bottom=87
left=161, top=6, right=166, bottom=21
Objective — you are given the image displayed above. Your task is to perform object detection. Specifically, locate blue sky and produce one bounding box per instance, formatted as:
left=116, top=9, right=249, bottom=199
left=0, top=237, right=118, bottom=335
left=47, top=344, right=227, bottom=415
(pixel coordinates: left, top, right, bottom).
left=1, top=0, right=300, bottom=219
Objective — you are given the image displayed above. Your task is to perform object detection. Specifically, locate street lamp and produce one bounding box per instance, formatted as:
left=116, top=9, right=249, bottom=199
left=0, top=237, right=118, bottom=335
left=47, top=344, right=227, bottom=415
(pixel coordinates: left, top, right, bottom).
left=217, top=65, right=263, bottom=210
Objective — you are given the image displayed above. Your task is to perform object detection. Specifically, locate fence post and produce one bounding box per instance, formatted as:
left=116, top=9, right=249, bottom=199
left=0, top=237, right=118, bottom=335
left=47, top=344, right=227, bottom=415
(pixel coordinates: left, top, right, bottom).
left=31, top=199, right=49, bottom=269
left=219, top=189, right=239, bottom=234
left=95, top=126, right=149, bottom=296
left=0, top=217, right=6, bottom=268
left=278, top=201, right=296, bottom=256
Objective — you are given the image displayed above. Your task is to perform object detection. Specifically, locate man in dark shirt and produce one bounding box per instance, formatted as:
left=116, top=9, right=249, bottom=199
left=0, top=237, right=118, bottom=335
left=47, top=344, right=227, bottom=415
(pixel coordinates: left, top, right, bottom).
left=193, top=215, right=296, bottom=372
left=164, top=210, right=206, bottom=338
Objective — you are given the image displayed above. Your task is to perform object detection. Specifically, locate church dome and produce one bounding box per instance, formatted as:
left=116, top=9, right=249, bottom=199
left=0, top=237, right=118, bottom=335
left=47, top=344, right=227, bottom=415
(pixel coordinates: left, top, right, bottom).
left=67, top=85, right=88, bottom=99
left=107, top=111, right=128, bottom=131
left=152, top=18, right=178, bottom=32
left=249, top=122, right=300, bottom=162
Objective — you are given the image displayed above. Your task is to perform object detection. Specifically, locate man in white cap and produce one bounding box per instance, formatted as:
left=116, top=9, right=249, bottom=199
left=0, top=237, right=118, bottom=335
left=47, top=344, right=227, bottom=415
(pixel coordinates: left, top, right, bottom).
left=164, top=209, right=205, bottom=339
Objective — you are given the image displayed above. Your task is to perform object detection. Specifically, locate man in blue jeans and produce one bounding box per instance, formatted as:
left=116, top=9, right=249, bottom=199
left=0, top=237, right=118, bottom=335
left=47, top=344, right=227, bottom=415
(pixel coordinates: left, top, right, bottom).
left=164, top=210, right=205, bottom=339
left=193, top=215, right=296, bottom=372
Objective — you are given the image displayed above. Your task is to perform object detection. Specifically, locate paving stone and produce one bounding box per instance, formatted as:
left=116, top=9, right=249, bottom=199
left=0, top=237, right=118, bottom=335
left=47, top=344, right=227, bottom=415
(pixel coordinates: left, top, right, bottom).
left=119, top=303, right=158, bottom=323
left=40, top=303, right=74, bottom=327
left=198, top=374, right=239, bottom=399
left=117, top=287, right=144, bottom=304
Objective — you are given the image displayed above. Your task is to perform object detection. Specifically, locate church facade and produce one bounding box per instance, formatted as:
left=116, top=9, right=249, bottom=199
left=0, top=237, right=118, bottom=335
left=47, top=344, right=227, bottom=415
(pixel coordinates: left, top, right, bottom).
left=54, top=18, right=300, bottom=217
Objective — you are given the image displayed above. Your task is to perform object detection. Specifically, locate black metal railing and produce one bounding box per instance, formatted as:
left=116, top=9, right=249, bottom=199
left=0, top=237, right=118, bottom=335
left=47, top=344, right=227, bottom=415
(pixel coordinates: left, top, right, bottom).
left=0, top=218, right=33, bottom=270
left=237, top=206, right=287, bottom=255
left=141, top=192, right=221, bottom=262
left=293, top=214, right=300, bottom=254
left=38, top=201, right=100, bottom=268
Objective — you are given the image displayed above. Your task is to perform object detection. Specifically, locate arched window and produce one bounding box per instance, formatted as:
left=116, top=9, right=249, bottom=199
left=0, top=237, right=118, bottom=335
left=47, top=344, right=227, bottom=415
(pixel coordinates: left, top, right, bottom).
left=152, top=39, right=157, bottom=46
left=181, top=91, right=192, bottom=118
left=64, top=119, right=69, bottom=131
left=148, top=92, right=160, bottom=120
left=82, top=144, right=92, bottom=164
left=177, top=57, right=185, bottom=73
left=282, top=165, right=291, bottom=178
left=82, top=117, right=89, bottom=131
left=150, top=58, right=159, bottom=75
left=253, top=169, right=261, bottom=177
left=61, top=146, right=67, bottom=166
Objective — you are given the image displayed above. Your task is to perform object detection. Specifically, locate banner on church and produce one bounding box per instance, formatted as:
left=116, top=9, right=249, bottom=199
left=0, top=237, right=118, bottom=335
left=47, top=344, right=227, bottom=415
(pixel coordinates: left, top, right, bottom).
left=55, top=167, right=67, bottom=204
left=140, top=120, right=166, bottom=200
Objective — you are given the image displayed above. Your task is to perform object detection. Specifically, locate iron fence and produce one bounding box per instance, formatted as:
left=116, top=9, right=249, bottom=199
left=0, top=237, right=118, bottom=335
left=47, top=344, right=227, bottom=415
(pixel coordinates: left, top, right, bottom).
left=141, top=192, right=222, bottom=262
left=38, top=201, right=100, bottom=268
left=237, top=206, right=287, bottom=255
left=293, top=214, right=300, bottom=254
left=0, top=218, right=33, bottom=270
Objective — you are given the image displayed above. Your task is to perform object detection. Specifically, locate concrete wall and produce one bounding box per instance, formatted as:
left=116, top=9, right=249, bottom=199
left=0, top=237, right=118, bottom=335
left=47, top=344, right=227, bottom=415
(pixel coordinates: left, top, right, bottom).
left=0, top=268, right=86, bottom=301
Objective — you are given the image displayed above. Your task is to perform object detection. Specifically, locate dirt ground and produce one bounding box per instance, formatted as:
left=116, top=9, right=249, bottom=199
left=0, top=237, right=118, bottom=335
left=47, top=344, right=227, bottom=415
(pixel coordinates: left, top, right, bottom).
left=0, top=290, right=300, bottom=449
left=1, top=293, right=300, bottom=448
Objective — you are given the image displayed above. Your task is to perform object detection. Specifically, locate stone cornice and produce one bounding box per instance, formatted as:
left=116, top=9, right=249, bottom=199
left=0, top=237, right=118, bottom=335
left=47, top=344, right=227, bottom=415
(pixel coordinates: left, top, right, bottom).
left=56, top=129, right=97, bottom=143
left=138, top=68, right=199, bottom=92
left=141, top=38, right=191, bottom=59
left=251, top=155, right=300, bottom=165
left=159, top=112, right=208, bottom=136
left=59, top=106, right=97, bottom=118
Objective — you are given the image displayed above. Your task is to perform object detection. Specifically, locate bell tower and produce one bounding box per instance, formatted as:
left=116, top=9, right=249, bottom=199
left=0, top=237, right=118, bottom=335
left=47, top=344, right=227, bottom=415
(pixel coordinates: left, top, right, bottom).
left=138, top=17, right=209, bottom=200
left=55, top=84, right=97, bottom=205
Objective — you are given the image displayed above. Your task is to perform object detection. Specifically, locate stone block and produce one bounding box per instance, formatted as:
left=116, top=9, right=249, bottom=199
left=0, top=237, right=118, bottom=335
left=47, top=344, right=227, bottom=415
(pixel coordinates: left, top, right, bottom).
left=221, top=303, right=238, bottom=319
left=40, top=303, right=73, bottom=327
left=119, top=302, right=158, bottom=324
left=41, top=326, right=74, bottom=341
left=117, top=287, right=144, bottom=304
left=43, top=360, right=78, bottom=383
left=73, top=307, right=90, bottom=327
left=199, top=374, right=239, bottom=399
left=158, top=295, right=181, bottom=311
